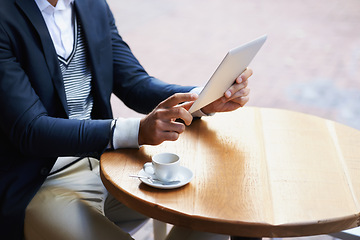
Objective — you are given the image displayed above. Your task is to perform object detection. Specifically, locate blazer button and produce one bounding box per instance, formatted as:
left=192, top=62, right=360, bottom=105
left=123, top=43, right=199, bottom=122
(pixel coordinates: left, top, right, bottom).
left=40, top=167, right=49, bottom=176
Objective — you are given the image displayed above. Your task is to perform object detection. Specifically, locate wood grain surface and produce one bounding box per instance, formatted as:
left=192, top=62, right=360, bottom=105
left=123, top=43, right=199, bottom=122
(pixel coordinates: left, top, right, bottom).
left=100, top=107, right=360, bottom=237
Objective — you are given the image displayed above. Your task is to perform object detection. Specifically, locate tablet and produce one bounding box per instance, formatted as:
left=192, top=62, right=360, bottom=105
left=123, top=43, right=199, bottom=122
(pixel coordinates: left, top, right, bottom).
left=188, top=35, right=267, bottom=113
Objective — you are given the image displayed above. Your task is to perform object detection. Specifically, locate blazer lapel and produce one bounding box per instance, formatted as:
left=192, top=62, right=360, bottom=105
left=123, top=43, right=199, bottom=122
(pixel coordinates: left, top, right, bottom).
left=74, top=0, right=103, bottom=86
left=73, top=0, right=97, bottom=65
left=74, top=0, right=113, bottom=117
left=15, top=0, right=69, bottom=116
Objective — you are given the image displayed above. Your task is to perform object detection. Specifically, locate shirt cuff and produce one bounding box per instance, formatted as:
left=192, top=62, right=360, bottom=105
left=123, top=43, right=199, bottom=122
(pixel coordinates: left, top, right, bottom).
left=112, top=118, right=141, bottom=149
left=190, top=87, right=215, bottom=117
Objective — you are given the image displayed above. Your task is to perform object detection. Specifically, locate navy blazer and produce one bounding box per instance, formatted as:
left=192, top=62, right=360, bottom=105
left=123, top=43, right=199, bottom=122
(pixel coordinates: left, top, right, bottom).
left=0, top=0, right=193, bottom=238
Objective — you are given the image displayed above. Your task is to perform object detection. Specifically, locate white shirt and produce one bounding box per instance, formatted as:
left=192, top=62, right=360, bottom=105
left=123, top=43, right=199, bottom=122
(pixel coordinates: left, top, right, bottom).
left=35, top=0, right=75, bottom=60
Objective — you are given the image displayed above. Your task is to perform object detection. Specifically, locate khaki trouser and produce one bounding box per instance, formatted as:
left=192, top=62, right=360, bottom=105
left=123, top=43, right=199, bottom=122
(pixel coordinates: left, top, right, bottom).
left=24, top=157, right=229, bottom=240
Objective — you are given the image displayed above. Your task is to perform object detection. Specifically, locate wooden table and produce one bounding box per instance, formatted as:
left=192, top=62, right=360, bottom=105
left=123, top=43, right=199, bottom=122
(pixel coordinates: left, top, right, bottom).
left=100, top=107, right=360, bottom=238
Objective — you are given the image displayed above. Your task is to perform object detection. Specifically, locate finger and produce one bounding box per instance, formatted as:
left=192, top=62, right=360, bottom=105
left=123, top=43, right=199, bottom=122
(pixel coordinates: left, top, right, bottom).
left=159, top=93, right=198, bottom=109
left=236, top=67, right=253, bottom=84
left=224, top=87, right=250, bottom=102
left=155, top=121, right=186, bottom=142
left=160, top=131, right=180, bottom=142
left=239, top=96, right=250, bottom=106
left=224, top=80, right=248, bottom=99
left=177, top=100, right=195, bottom=111
left=226, top=95, right=250, bottom=107
left=160, top=120, right=186, bottom=134
left=141, top=119, right=185, bottom=145
left=160, top=107, right=193, bottom=125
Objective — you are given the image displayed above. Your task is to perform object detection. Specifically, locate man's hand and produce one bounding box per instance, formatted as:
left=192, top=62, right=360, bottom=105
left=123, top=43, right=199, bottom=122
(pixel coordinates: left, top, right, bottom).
left=201, top=68, right=252, bottom=114
left=138, top=93, right=198, bottom=146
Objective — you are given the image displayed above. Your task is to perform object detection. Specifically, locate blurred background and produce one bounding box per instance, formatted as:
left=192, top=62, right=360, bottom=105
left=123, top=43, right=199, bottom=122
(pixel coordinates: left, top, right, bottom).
left=107, top=0, right=360, bottom=239
left=108, top=0, right=360, bottom=131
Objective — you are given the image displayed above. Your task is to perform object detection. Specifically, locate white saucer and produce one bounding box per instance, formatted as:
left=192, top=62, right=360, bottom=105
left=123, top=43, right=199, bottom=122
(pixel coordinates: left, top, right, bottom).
left=137, top=166, right=193, bottom=189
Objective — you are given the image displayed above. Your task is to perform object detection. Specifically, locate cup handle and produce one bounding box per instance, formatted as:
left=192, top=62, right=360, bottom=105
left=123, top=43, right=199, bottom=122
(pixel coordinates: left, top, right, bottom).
left=143, top=162, right=155, bottom=175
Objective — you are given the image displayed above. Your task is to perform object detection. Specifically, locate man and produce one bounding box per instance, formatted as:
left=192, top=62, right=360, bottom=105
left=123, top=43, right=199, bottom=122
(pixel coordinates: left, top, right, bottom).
left=0, top=0, right=255, bottom=239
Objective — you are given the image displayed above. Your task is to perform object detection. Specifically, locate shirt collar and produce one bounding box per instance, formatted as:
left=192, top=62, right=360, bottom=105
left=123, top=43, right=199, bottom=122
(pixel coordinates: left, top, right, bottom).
left=56, top=0, right=75, bottom=10
left=35, top=0, right=74, bottom=14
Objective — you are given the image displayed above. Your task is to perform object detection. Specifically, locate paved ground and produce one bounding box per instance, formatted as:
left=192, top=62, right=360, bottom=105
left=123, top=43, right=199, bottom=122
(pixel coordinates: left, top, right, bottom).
left=106, top=0, right=360, bottom=239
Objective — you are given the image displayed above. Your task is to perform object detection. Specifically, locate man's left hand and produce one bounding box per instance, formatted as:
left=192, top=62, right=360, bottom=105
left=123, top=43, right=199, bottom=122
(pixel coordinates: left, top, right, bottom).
left=200, top=68, right=252, bottom=114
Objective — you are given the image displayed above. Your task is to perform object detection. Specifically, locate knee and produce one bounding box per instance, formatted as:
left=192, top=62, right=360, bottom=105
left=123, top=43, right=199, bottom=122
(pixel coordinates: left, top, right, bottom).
left=24, top=187, right=85, bottom=239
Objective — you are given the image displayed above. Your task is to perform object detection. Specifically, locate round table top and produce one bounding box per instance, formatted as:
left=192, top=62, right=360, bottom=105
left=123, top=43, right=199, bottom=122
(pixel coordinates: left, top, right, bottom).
left=100, top=107, right=360, bottom=237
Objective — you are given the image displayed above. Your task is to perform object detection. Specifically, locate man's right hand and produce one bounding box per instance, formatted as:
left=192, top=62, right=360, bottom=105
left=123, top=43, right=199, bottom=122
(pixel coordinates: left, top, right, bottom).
left=138, top=93, right=198, bottom=146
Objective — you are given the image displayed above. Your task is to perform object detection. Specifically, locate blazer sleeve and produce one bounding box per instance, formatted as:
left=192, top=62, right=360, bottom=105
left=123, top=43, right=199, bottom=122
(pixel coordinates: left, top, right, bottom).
left=106, top=4, right=195, bottom=114
left=0, top=22, right=112, bottom=158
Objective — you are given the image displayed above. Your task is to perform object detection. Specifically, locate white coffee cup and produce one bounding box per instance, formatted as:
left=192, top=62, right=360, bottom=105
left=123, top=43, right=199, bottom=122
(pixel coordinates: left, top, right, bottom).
left=143, top=153, right=180, bottom=182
